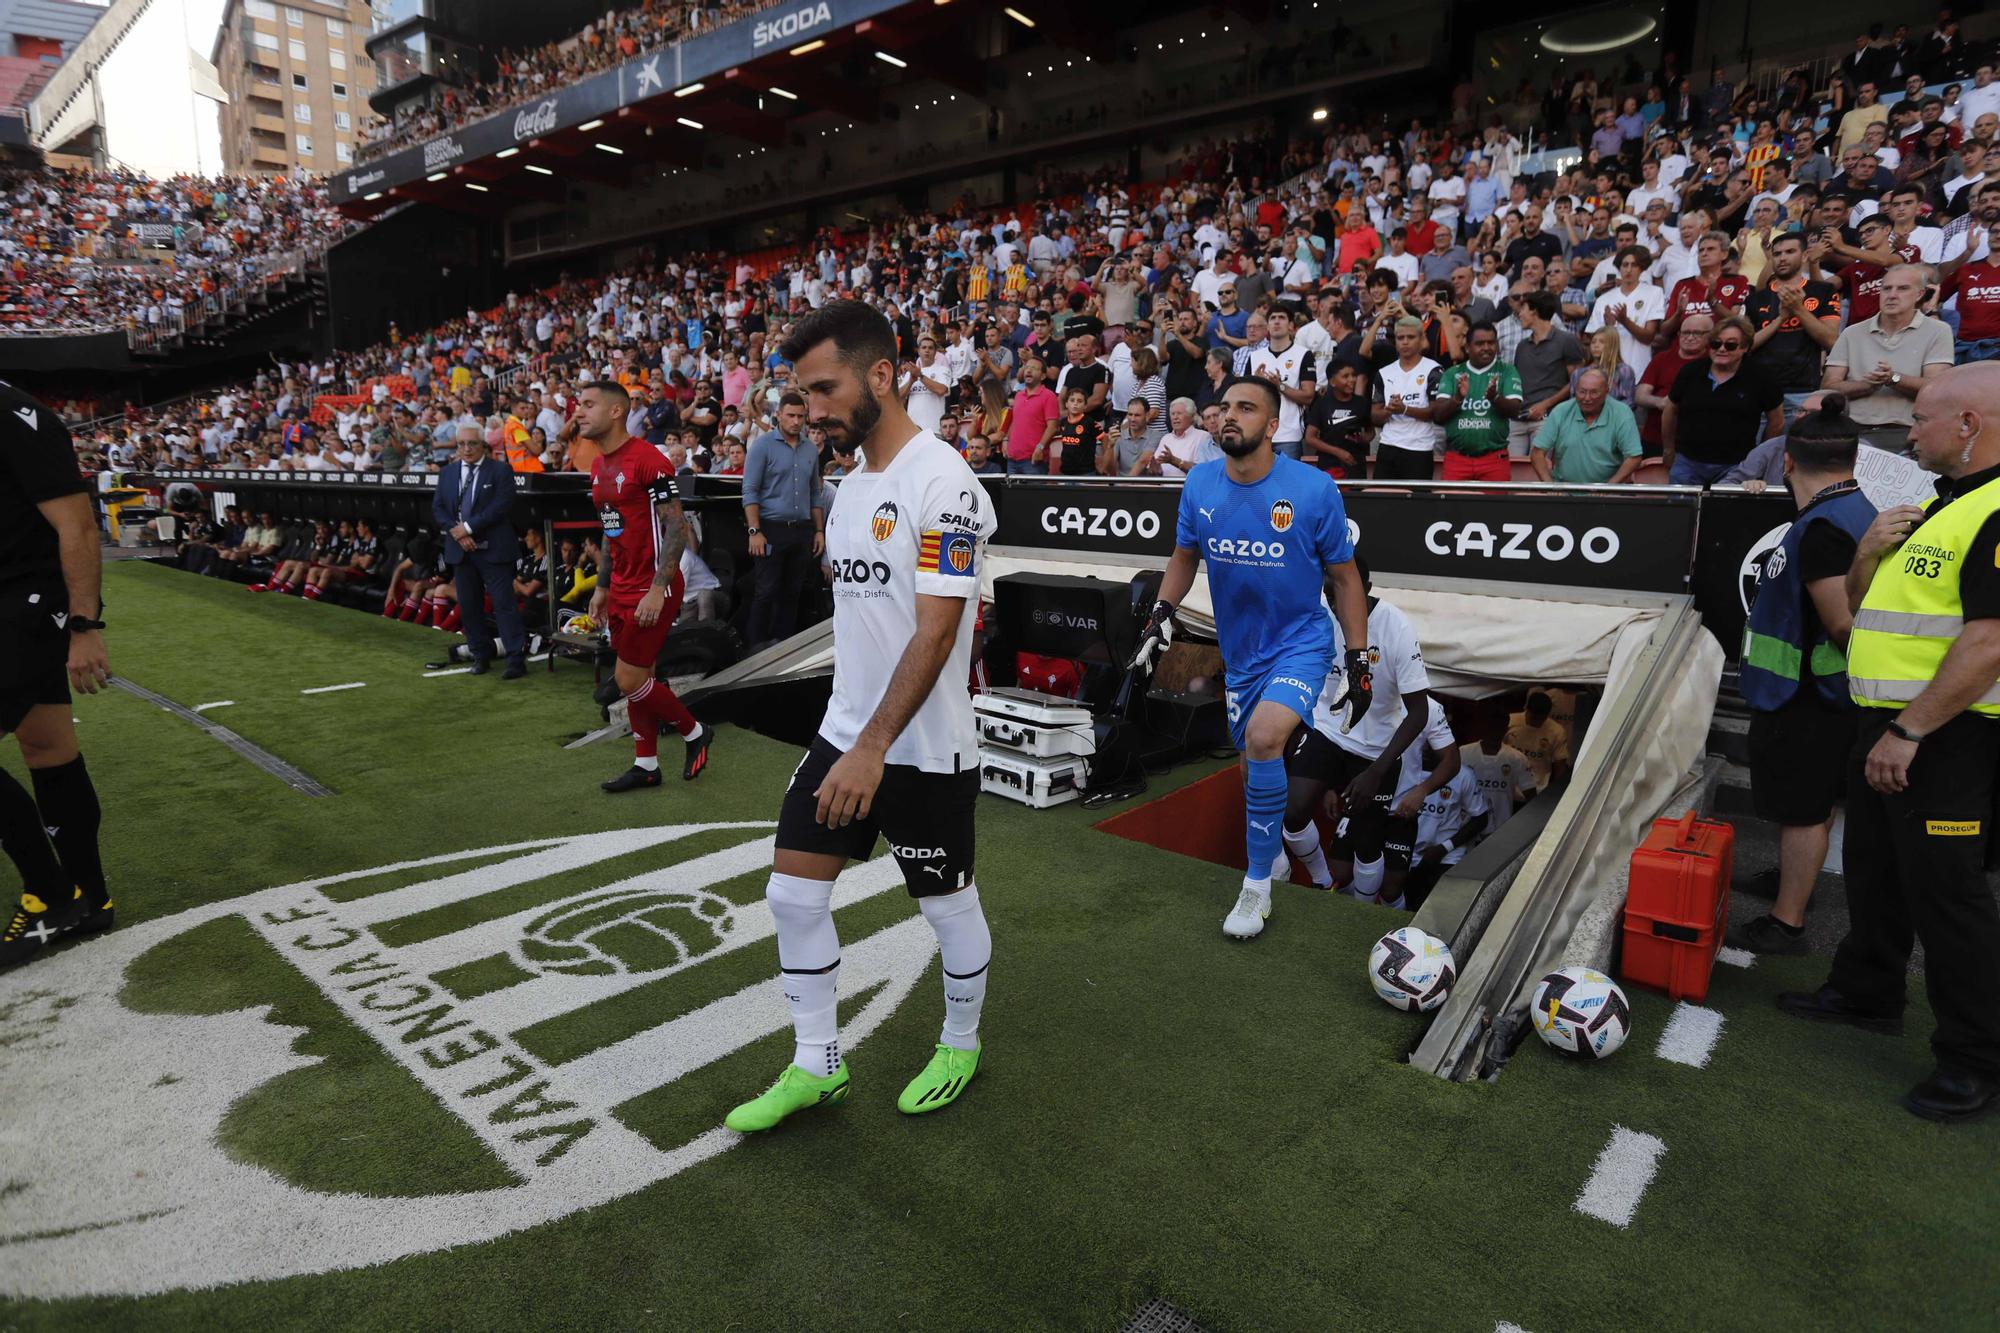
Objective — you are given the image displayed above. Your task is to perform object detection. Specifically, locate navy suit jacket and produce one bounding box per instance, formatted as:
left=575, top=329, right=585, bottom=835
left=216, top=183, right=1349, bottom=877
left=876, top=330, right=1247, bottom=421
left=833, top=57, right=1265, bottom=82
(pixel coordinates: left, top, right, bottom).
left=432, top=458, right=522, bottom=565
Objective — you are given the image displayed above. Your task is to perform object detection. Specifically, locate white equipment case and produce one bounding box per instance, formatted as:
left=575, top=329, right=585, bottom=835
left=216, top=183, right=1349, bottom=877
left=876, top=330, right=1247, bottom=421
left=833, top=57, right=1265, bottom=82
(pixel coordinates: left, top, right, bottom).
left=977, top=749, right=1089, bottom=808
left=972, top=688, right=1096, bottom=760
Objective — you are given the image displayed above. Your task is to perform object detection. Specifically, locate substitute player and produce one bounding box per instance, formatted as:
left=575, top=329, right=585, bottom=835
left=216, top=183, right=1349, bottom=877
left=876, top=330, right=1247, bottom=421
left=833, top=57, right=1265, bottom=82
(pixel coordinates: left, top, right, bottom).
left=1277, top=557, right=1430, bottom=904
left=0, top=378, right=112, bottom=964
left=1131, top=376, right=1373, bottom=939
left=725, top=301, right=999, bottom=1132
left=580, top=381, right=714, bottom=792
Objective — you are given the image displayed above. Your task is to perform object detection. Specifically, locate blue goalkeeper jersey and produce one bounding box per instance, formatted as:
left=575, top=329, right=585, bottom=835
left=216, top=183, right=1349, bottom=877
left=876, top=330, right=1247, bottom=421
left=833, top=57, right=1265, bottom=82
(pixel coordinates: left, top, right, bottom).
left=1176, top=454, right=1354, bottom=684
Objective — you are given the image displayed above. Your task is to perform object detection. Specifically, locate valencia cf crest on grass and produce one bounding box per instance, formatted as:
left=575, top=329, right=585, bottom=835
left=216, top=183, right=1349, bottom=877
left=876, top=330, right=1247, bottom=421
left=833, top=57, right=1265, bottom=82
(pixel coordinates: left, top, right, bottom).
left=871, top=502, right=899, bottom=543
left=1270, top=499, right=1294, bottom=533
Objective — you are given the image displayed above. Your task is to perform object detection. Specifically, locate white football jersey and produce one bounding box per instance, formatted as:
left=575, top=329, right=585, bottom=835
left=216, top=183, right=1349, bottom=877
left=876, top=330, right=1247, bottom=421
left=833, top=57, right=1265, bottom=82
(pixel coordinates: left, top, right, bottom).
left=1463, top=742, right=1536, bottom=828
left=1374, top=356, right=1443, bottom=454
left=1413, top=767, right=1488, bottom=867
left=1316, top=598, right=1430, bottom=759
left=1248, top=338, right=1315, bottom=443
left=1392, top=698, right=1459, bottom=798
left=818, top=431, right=997, bottom=773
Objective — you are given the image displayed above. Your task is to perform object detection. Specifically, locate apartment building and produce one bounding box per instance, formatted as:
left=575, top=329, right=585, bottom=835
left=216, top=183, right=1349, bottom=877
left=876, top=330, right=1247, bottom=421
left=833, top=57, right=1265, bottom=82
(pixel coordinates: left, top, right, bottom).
left=214, top=0, right=377, bottom=175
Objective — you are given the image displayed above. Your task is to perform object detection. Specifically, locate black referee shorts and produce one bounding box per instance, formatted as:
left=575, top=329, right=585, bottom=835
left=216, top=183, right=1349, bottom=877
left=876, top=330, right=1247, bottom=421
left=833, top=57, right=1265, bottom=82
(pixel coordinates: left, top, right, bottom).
left=1748, top=694, right=1858, bottom=826
left=0, top=590, right=70, bottom=734
left=776, top=735, right=979, bottom=897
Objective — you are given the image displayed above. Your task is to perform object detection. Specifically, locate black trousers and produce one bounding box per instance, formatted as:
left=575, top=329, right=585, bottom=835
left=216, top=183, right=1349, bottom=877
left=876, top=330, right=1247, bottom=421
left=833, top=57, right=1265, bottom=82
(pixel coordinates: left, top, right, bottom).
left=1829, top=709, right=2000, bottom=1076
left=745, top=520, right=817, bottom=647
left=453, top=556, right=526, bottom=666
left=1372, top=446, right=1434, bottom=480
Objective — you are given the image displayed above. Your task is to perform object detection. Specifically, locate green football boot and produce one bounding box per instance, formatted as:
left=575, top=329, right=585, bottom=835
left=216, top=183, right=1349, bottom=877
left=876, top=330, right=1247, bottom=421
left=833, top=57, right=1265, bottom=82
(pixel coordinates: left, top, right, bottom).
left=724, top=1061, right=851, bottom=1132
left=897, top=1042, right=981, bottom=1115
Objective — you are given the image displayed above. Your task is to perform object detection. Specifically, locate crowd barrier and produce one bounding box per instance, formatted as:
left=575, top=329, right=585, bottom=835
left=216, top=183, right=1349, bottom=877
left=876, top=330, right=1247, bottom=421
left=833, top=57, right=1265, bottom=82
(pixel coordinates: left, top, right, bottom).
left=143, top=469, right=1797, bottom=664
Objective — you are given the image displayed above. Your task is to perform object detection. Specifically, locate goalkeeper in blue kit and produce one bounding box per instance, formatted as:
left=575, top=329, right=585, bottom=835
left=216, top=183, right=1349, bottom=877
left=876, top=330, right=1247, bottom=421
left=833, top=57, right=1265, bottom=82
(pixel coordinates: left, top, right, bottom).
left=1130, top=376, right=1374, bottom=938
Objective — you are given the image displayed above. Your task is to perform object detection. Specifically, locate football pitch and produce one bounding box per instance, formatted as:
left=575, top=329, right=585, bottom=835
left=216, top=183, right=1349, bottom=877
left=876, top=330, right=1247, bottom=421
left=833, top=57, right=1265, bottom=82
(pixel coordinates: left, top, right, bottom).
left=3, top=561, right=1997, bottom=1331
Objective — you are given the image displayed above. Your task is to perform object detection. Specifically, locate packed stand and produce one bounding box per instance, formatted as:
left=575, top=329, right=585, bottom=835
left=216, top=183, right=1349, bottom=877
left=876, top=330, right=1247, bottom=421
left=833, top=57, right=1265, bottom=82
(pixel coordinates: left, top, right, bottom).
left=100, top=11, right=2000, bottom=496
left=0, top=167, right=356, bottom=336
left=360, top=0, right=783, bottom=163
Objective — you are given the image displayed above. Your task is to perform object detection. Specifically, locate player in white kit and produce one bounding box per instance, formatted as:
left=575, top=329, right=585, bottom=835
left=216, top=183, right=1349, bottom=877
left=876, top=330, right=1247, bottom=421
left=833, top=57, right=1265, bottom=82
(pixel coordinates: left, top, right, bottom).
left=1277, top=557, right=1431, bottom=902
left=726, top=301, right=999, bottom=1132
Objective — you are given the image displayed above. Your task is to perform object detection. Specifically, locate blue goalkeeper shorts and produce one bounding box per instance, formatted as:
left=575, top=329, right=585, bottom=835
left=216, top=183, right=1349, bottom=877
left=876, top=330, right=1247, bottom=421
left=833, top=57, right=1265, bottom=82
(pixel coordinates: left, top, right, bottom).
left=1223, top=650, right=1331, bottom=751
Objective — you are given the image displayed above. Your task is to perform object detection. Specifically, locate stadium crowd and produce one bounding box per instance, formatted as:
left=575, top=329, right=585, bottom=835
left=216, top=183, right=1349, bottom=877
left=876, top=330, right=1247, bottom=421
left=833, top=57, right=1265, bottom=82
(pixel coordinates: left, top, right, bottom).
left=0, top=167, right=355, bottom=336
left=360, top=0, right=785, bottom=162
left=58, top=10, right=2000, bottom=497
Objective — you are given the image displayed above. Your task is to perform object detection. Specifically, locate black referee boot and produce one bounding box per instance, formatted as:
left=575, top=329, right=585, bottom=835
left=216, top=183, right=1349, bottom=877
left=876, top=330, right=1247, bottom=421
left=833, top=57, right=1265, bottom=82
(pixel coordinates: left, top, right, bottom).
left=0, top=889, right=84, bottom=966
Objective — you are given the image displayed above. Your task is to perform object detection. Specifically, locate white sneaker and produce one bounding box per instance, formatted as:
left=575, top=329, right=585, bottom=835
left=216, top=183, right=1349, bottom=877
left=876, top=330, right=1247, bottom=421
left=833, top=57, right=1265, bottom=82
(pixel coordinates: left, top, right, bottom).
left=1223, top=881, right=1271, bottom=939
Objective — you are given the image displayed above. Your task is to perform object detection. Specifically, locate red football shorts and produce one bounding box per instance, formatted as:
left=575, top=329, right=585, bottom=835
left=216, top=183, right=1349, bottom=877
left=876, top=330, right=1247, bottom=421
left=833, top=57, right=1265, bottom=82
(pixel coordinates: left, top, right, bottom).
left=607, top=575, right=684, bottom=668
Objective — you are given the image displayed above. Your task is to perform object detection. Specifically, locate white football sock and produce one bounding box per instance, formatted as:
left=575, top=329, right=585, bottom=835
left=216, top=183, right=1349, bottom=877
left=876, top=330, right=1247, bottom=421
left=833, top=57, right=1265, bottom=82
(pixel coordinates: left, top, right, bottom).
left=919, top=886, right=990, bottom=1052
left=1282, top=823, right=1333, bottom=888
left=633, top=756, right=660, bottom=772
left=1353, top=855, right=1386, bottom=902
left=768, top=872, right=842, bottom=1076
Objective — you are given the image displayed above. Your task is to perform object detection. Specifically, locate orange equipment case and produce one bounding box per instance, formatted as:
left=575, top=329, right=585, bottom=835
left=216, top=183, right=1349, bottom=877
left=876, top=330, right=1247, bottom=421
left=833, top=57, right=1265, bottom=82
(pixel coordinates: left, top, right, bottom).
left=1622, top=811, right=1736, bottom=1003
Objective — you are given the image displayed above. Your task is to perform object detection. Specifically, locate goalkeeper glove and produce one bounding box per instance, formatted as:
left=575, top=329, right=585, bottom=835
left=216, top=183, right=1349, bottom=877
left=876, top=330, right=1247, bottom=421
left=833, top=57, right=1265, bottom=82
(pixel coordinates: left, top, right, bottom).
left=1332, top=646, right=1374, bottom=732
left=1130, top=599, right=1178, bottom=672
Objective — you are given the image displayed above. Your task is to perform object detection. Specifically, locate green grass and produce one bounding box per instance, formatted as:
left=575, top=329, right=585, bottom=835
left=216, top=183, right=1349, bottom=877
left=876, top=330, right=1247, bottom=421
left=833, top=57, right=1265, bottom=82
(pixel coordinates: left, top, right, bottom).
left=6, top=562, right=1998, bottom=1331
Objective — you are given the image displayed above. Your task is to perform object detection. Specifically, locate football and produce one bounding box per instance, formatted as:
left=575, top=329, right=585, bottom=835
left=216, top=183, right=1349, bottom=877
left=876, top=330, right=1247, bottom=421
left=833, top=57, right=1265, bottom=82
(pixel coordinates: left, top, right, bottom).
left=1369, top=927, right=1457, bottom=1012
left=1530, top=967, right=1634, bottom=1059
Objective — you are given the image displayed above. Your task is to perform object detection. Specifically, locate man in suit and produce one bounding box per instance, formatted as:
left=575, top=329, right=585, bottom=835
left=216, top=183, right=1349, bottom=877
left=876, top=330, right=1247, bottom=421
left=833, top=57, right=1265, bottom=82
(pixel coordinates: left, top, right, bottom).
left=431, top=425, right=527, bottom=678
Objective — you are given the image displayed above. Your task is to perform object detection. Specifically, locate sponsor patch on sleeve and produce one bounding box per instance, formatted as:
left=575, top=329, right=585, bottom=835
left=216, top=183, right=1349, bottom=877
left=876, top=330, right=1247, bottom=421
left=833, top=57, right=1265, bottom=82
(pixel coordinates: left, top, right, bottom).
left=917, top=529, right=977, bottom=576
left=1925, top=819, right=1982, bottom=836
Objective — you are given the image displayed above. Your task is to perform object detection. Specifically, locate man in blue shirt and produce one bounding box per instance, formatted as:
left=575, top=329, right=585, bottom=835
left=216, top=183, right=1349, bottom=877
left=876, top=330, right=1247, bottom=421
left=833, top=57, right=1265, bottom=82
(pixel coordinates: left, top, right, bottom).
left=1132, top=377, right=1374, bottom=939
left=741, top=392, right=825, bottom=647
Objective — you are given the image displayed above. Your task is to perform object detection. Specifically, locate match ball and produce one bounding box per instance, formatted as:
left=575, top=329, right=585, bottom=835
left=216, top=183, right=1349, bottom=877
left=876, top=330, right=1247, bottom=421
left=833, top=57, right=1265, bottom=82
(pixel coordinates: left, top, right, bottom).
left=1530, top=967, right=1633, bottom=1059
left=1369, top=927, right=1456, bottom=1012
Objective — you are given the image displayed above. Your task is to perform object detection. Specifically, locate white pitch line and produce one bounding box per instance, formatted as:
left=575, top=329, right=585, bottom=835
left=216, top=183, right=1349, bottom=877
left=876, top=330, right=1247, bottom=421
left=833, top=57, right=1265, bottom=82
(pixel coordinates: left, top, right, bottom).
left=1573, top=1126, right=1665, bottom=1228
left=300, top=681, right=366, bottom=695
left=1715, top=946, right=1755, bottom=969
left=1654, top=1003, right=1725, bottom=1069
left=423, top=666, right=474, bottom=677
left=191, top=700, right=235, bottom=712
left=1496, top=1324, right=1533, bottom=1333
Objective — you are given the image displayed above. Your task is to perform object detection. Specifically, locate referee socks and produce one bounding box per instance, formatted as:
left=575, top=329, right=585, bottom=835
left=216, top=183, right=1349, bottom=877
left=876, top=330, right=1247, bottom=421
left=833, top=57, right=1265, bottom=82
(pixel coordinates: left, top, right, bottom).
left=29, top=757, right=105, bottom=909
left=0, top=768, right=64, bottom=899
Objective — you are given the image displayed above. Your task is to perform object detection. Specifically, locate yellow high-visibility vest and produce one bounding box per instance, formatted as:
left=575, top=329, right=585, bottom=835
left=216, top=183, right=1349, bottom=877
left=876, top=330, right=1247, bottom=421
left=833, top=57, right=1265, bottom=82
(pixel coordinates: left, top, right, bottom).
left=1847, top=474, right=2000, bottom=714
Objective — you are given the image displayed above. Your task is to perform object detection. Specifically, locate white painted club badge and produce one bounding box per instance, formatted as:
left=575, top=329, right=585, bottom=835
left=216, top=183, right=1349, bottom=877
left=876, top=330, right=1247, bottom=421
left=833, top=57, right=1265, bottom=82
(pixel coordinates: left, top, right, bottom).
left=0, top=824, right=934, bottom=1297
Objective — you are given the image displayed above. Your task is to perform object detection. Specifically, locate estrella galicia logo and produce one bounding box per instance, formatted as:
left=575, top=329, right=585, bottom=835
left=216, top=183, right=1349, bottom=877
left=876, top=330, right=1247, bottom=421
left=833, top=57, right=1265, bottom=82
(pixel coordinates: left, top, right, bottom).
left=1270, top=498, right=1294, bottom=533
left=871, top=502, right=898, bottom=543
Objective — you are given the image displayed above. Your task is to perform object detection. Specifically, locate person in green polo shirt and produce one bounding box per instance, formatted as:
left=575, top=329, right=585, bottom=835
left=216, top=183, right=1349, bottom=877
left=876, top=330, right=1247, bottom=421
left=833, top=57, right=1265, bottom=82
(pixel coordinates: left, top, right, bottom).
left=1530, top=367, right=1643, bottom=484
left=1432, top=321, right=1524, bottom=480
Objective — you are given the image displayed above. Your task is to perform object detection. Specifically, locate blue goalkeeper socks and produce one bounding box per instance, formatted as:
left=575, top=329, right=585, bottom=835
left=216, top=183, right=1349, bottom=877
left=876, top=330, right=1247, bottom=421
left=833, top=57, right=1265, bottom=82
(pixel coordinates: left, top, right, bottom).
left=1244, top=757, right=1287, bottom=884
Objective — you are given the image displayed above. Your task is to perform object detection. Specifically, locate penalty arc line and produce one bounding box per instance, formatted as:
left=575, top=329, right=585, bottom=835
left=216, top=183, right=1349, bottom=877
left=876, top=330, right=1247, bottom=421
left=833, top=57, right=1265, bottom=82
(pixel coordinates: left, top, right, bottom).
left=110, top=677, right=333, bottom=797
left=1573, top=1125, right=1665, bottom=1228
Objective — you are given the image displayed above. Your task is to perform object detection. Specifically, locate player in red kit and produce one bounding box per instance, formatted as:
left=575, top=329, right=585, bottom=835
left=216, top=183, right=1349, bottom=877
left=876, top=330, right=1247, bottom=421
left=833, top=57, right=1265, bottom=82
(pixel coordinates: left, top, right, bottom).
left=577, top=381, right=714, bottom=791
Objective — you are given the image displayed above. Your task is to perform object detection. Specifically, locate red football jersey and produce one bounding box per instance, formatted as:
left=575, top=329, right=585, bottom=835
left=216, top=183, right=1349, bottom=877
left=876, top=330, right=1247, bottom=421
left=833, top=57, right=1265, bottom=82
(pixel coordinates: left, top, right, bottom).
left=589, top=438, right=681, bottom=599
left=1669, top=274, right=1751, bottom=320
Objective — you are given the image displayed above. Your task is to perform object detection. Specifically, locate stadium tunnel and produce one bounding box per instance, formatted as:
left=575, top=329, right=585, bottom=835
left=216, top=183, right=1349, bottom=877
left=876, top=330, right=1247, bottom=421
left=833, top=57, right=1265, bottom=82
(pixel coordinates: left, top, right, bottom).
left=687, top=480, right=1733, bottom=1085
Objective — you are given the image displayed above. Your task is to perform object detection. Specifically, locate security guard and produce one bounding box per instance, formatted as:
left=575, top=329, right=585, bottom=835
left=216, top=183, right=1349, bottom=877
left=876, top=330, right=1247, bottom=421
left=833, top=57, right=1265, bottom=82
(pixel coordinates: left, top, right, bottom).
left=1779, top=362, right=2000, bottom=1122
left=1730, top=397, right=1877, bottom=956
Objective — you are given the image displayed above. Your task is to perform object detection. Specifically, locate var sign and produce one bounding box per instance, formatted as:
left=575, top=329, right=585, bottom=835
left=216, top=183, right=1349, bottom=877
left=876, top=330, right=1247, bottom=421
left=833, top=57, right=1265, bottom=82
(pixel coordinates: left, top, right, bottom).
left=0, top=824, right=933, bottom=1297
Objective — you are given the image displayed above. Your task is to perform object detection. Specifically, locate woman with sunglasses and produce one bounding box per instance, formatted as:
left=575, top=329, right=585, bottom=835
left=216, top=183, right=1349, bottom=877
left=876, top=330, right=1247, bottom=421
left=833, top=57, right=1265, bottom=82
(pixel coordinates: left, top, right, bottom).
left=1660, top=314, right=1785, bottom=486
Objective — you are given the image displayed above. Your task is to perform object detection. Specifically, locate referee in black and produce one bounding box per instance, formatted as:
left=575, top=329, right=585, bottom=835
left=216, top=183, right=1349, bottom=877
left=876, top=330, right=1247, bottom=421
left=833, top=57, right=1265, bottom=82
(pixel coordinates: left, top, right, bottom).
left=0, top=378, right=112, bottom=964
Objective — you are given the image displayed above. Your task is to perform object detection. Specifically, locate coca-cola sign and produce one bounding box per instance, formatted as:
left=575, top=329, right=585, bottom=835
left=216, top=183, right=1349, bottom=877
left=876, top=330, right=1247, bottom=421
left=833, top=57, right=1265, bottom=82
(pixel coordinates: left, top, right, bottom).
left=513, top=99, right=560, bottom=141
